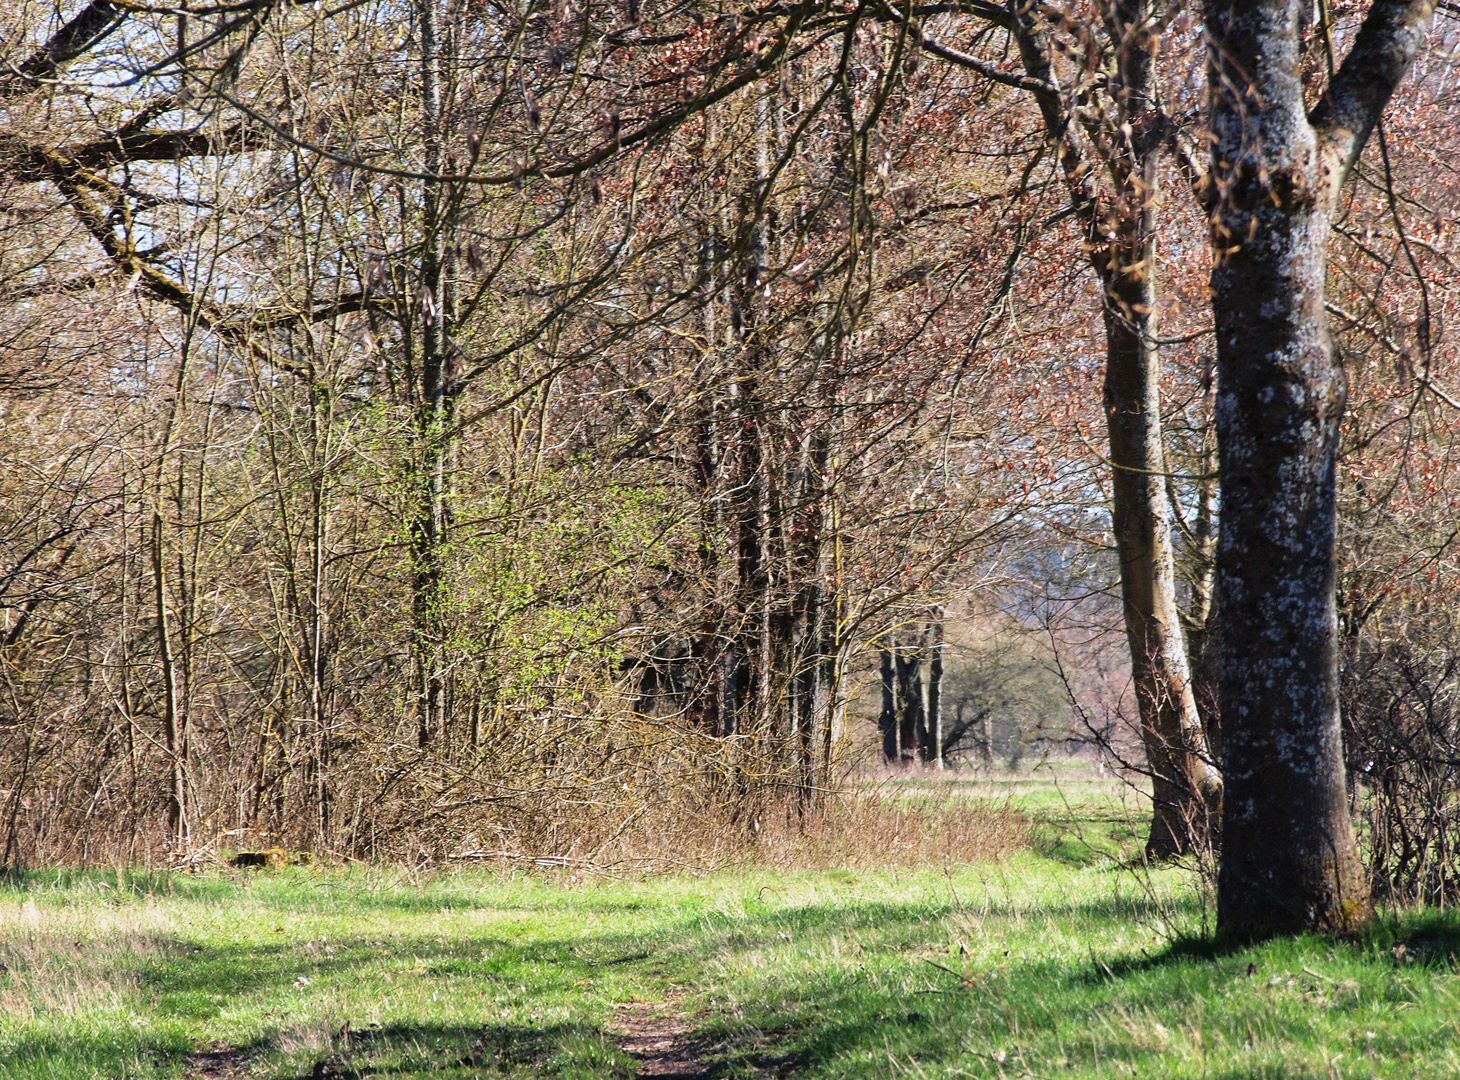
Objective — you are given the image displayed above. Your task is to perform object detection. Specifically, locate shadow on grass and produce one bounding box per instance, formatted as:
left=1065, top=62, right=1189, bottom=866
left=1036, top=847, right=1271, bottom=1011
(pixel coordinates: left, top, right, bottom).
left=1082, top=904, right=1460, bottom=987
left=0, top=867, right=242, bottom=902
left=4, top=1019, right=628, bottom=1080
left=694, top=901, right=1460, bottom=1078
left=1366, top=908, right=1460, bottom=967
left=106, top=887, right=1205, bottom=1014
left=274, top=1019, right=627, bottom=1080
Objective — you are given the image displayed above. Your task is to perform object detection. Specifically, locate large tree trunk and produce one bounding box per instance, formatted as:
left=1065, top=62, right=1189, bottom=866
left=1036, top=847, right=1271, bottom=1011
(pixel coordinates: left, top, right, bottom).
left=1204, top=0, right=1434, bottom=939
left=1209, top=191, right=1368, bottom=939
left=1103, top=259, right=1222, bottom=857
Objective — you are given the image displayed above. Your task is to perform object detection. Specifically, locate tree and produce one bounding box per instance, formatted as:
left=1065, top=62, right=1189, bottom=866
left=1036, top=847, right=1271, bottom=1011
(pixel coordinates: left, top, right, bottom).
left=1203, top=0, right=1436, bottom=938
left=895, top=0, right=1224, bottom=854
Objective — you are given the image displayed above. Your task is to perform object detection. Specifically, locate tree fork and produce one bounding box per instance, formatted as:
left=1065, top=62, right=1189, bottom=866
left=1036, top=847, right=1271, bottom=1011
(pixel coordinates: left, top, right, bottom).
left=1204, top=0, right=1435, bottom=939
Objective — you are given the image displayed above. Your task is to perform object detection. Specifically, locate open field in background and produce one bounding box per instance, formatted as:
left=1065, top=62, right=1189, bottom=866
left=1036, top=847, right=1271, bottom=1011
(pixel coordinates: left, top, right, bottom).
left=874, top=759, right=1152, bottom=865
left=3, top=768, right=1459, bottom=1080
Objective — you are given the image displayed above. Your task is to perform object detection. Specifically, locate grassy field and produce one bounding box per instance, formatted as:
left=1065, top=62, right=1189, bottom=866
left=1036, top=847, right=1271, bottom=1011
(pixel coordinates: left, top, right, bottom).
left=3, top=775, right=1459, bottom=1079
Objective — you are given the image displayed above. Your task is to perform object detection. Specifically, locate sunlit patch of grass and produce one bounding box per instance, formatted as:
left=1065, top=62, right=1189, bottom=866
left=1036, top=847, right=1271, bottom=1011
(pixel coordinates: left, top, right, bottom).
left=0, top=867, right=658, bottom=1079
left=691, top=856, right=1460, bottom=1079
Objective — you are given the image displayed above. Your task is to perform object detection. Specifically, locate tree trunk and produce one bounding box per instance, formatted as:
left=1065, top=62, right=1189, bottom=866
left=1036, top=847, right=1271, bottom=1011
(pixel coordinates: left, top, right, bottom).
left=1103, top=258, right=1222, bottom=857
left=411, top=0, right=451, bottom=749
left=306, top=383, right=332, bottom=845
left=1209, top=195, right=1368, bottom=937
left=879, top=646, right=898, bottom=764
left=1009, top=0, right=1221, bottom=855
left=1190, top=590, right=1222, bottom=767
left=1204, top=0, right=1434, bottom=938
left=895, top=635, right=923, bottom=766
left=731, top=380, right=768, bottom=742
left=794, top=579, right=823, bottom=806
left=151, top=508, right=187, bottom=847
left=689, top=244, right=730, bottom=739
left=793, top=427, right=831, bottom=804
left=1101, top=0, right=1221, bottom=858
left=150, top=351, right=192, bottom=850
left=1181, top=430, right=1222, bottom=760
left=924, top=610, right=944, bottom=770
left=817, top=603, right=842, bottom=783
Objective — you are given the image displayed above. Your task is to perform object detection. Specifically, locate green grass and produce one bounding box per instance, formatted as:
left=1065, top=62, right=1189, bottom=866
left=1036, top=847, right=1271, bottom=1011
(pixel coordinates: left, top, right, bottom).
left=4, top=789, right=1460, bottom=1078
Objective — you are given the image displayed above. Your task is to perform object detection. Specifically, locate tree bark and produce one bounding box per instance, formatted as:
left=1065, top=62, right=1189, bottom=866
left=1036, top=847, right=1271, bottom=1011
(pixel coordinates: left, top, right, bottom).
left=1097, top=0, right=1221, bottom=856
left=151, top=508, right=187, bottom=847
left=1204, top=0, right=1434, bottom=939
left=1209, top=187, right=1368, bottom=939
left=151, top=349, right=193, bottom=850
left=411, top=0, right=452, bottom=749
left=1178, top=427, right=1222, bottom=760
left=895, top=634, right=923, bottom=766
left=689, top=239, right=730, bottom=739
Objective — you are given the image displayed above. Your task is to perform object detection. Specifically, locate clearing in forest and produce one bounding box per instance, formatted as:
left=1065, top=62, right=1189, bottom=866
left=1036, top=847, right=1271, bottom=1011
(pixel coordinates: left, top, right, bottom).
left=2, top=780, right=1458, bottom=1079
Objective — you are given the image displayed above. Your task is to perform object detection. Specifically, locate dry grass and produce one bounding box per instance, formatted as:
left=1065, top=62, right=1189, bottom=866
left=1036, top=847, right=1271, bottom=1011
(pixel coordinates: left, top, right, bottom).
left=441, top=783, right=1028, bottom=874
left=6, top=712, right=1031, bottom=878
left=8, top=704, right=1032, bottom=878
left=731, top=790, right=1028, bottom=870
left=375, top=723, right=1033, bottom=875
left=0, top=891, right=182, bottom=1022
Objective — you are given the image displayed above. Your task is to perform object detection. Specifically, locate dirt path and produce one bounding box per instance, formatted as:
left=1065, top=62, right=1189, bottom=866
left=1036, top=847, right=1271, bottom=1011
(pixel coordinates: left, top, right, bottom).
left=184, top=1046, right=255, bottom=1079
left=185, top=1007, right=712, bottom=1079
left=610, top=1001, right=711, bottom=1079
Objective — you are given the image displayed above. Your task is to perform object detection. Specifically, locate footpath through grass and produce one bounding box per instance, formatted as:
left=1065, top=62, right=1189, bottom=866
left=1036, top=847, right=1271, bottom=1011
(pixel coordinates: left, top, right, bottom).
left=4, top=786, right=1460, bottom=1079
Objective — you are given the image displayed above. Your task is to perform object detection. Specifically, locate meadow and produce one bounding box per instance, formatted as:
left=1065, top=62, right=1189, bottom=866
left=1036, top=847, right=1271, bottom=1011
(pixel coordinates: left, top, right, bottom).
left=2, top=772, right=1458, bottom=1080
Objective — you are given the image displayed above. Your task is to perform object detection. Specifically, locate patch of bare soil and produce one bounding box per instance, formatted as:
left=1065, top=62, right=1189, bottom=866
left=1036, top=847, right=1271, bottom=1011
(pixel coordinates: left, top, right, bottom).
left=185, top=1044, right=255, bottom=1079
left=611, top=1001, right=711, bottom=1079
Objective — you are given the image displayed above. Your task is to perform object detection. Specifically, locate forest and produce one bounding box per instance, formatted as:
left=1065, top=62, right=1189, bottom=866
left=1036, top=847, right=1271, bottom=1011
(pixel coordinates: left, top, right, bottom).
left=4, top=0, right=1460, bottom=1072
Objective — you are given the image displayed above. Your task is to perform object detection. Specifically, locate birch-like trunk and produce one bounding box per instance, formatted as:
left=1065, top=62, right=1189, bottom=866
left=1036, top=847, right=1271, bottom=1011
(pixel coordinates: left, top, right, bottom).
left=1009, top=0, right=1220, bottom=854
left=1103, top=251, right=1221, bottom=856
left=411, top=0, right=451, bottom=748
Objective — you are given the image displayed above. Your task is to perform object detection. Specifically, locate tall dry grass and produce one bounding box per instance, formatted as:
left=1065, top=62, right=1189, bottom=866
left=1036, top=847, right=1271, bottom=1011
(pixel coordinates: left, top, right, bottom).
left=0, top=891, right=182, bottom=1022
left=7, top=704, right=1030, bottom=875
left=441, top=783, right=1028, bottom=874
